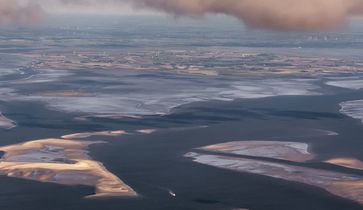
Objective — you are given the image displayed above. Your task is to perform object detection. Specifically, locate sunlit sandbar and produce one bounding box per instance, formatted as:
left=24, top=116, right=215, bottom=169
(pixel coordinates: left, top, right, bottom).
left=200, top=141, right=313, bottom=162
left=61, top=130, right=127, bottom=139
left=0, top=139, right=137, bottom=198
left=326, top=158, right=363, bottom=170
left=186, top=140, right=363, bottom=205
left=186, top=152, right=363, bottom=205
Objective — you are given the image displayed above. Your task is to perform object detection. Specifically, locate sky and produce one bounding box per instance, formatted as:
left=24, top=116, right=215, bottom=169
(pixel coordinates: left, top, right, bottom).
left=1, top=0, right=363, bottom=31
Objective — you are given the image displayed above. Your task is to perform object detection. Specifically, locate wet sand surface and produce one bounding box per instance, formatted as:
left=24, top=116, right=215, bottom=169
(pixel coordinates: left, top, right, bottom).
left=187, top=140, right=363, bottom=205
left=2, top=16, right=363, bottom=210
left=1, top=90, right=363, bottom=210
left=61, top=130, right=127, bottom=139
left=326, top=158, right=363, bottom=170
left=199, top=141, right=314, bottom=162
left=187, top=152, right=363, bottom=205
left=0, top=112, right=16, bottom=129
left=0, top=138, right=137, bottom=198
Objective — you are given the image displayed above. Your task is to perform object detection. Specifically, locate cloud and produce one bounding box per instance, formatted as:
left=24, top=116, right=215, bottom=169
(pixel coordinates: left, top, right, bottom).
left=2, top=0, right=363, bottom=31
left=131, top=0, right=363, bottom=31
left=0, top=0, right=44, bottom=26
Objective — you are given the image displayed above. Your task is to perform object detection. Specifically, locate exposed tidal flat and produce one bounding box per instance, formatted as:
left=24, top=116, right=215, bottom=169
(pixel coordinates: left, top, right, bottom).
left=326, top=158, right=363, bottom=170
left=198, top=141, right=313, bottom=162
left=0, top=112, right=16, bottom=129
left=0, top=138, right=137, bottom=198
left=186, top=140, right=363, bottom=205
left=1, top=89, right=363, bottom=210
left=61, top=130, right=127, bottom=139
left=1, top=54, right=363, bottom=209
left=326, top=79, right=363, bottom=90
left=340, top=100, right=363, bottom=125
left=2, top=66, right=321, bottom=117
left=2, top=16, right=363, bottom=210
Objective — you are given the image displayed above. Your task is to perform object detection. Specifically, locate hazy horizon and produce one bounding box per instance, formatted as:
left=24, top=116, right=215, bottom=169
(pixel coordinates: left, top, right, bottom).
left=2, top=2, right=363, bottom=210
left=3, top=0, right=363, bottom=31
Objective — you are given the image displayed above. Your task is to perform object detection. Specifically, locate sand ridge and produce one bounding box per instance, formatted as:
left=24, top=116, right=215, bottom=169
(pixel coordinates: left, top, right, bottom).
left=0, top=138, right=137, bottom=198
left=326, top=158, right=363, bottom=170
left=200, top=141, right=314, bottom=162
left=187, top=140, right=363, bottom=205
left=61, top=130, right=128, bottom=139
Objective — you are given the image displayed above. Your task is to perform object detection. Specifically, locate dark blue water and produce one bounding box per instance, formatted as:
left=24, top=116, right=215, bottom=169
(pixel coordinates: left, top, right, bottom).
left=1, top=90, right=363, bottom=210
left=1, top=15, right=363, bottom=210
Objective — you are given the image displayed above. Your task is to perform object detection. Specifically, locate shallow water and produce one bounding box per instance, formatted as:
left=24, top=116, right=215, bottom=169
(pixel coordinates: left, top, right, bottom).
left=1, top=89, right=363, bottom=210
left=1, top=15, right=363, bottom=210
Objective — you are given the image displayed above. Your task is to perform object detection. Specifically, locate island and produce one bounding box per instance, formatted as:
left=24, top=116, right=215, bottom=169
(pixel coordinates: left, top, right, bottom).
left=0, top=138, right=137, bottom=198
